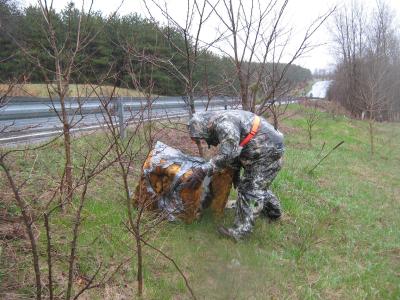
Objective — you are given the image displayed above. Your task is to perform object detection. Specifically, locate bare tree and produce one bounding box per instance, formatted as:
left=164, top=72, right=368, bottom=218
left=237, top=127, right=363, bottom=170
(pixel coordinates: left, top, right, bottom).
left=1, top=4, right=198, bottom=299
left=86, top=45, right=197, bottom=297
left=302, top=99, right=321, bottom=146
left=0, top=123, right=124, bottom=299
left=263, top=89, right=292, bottom=130
left=330, top=0, right=400, bottom=153
left=0, top=152, right=43, bottom=300
left=0, top=79, right=17, bottom=108
left=1, top=79, right=160, bottom=299
left=209, top=0, right=334, bottom=116
left=329, top=1, right=366, bottom=116
left=142, top=0, right=223, bottom=157
left=14, top=1, right=120, bottom=205
left=0, top=76, right=46, bottom=300
left=0, top=4, right=132, bottom=298
left=330, top=0, right=400, bottom=125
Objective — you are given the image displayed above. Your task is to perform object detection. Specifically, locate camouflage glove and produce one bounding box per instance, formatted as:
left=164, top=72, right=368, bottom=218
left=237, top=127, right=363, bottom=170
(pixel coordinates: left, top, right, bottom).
left=184, top=168, right=207, bottom=189
left=232, top=168, right=241, bottom=189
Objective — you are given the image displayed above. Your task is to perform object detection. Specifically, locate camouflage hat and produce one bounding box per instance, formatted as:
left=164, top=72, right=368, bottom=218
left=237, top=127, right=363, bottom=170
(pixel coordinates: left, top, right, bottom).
left=187, top=112, right=215, bottom=140
left=188, top=115, right=203, bottom=139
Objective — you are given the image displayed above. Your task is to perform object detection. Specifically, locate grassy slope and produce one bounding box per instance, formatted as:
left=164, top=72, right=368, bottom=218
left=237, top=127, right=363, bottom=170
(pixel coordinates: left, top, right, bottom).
left=150, top=111, right=400, bottom=299
left=2, top=105, right=399, bottom=299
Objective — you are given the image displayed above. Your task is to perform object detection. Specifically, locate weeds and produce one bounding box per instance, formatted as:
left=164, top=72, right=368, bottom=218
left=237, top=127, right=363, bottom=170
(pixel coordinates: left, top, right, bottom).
left=1, top=105, right=400, bottom=298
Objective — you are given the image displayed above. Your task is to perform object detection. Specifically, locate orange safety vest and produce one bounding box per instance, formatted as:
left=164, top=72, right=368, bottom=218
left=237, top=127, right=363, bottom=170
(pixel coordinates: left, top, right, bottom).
left=239, top=115, right=260, bottom=147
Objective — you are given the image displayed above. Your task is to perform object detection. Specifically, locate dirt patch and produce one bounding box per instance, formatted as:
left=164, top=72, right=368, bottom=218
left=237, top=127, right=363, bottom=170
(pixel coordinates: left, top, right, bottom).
left=300, top=100, right=352, bottom=118
left=277, top=123, right=302, bottom=136
left=0, top=221, right=25, bottom=240
left=0, top=220, right=32, bottom=298
left=156, top=125, right=199, bottom=156
left=0, top=193, right=26, bottom=241
left=0, top=83, right=145, bottom=98
left=155, top=122, right=218, bottom=159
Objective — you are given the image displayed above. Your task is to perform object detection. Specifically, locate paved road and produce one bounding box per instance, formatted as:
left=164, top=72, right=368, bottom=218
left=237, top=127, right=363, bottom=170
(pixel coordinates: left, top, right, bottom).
left=306, top=80, right=333, bottom=98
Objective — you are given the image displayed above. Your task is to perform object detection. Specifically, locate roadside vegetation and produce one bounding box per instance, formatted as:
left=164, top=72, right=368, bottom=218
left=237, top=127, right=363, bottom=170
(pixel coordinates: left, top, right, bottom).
left=1, top=102, right=399, bottom=299
left=329, top=1, right=400, bottom=123
left=1, top=0, right=399, bottom=299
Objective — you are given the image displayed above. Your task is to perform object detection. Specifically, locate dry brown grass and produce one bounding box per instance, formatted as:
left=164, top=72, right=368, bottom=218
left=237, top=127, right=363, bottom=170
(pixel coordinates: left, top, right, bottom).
left=0, top=83, right=146, bottom=98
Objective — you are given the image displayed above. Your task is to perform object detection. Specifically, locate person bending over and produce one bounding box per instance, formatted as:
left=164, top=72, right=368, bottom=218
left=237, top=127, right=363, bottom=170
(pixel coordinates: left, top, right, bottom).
left=187, top=110, right=284, bottom=241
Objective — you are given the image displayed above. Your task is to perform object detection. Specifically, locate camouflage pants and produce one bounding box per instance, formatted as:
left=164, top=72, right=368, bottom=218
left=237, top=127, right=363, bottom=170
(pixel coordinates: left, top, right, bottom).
left=234, top=148, right=283, bottom=237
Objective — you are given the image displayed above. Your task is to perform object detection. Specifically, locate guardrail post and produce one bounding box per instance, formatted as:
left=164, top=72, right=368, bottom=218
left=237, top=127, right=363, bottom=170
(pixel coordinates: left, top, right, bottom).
left=182, top=95, right=193, bottom=117
left=224, top=97, right=228, bottom=110
left=118, top=97, right=126, bottom=139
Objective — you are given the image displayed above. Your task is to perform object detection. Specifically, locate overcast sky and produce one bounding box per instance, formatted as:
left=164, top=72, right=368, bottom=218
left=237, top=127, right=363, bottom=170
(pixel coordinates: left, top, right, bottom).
left=23, top=0, right=400, bottom=72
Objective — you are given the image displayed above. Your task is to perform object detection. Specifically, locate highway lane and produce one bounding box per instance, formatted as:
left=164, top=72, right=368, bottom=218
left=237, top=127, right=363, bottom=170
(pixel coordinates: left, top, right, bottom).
left=306, top=80, right=333, bottom=98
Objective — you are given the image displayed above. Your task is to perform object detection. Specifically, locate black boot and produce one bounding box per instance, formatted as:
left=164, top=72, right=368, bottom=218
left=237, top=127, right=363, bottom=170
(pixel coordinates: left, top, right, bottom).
left=261, top=202, right=282, bottom=221
left=217, top=225, right=248, bottom=242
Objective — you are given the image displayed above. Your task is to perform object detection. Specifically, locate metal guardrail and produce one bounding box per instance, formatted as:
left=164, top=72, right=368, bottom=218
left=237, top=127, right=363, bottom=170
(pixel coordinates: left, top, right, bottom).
left=0, top=96, right=238, bottom=144
left=0, top=96, right=235, bottom=121
left=0, top=111, right=192, bottom=144
left=1, top=95, right=325, bottom=145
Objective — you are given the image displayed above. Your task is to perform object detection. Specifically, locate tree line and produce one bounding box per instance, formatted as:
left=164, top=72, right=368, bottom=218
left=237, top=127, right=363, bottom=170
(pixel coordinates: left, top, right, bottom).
left=0, top=0, right=312, bottom=96
left=329, top=0, right=400, bottom=122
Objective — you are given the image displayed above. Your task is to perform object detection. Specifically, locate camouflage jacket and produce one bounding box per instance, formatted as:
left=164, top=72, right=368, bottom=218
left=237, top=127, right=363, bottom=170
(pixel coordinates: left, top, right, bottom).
left=188, top=110, right=284, bottom=171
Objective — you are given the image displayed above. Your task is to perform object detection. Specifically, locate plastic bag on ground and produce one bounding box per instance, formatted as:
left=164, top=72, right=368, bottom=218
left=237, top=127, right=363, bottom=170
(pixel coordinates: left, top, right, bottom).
left=134, top=141, right=233, bottom=223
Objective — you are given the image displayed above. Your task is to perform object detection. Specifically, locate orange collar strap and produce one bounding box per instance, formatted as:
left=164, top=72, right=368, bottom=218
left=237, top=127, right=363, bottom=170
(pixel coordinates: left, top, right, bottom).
left=239, top=115, right=260, bottom=147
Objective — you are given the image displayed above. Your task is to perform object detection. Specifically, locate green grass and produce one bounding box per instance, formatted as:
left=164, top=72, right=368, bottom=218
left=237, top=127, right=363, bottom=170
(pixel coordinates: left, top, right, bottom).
left=1, top=105, right=400, bottom=299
